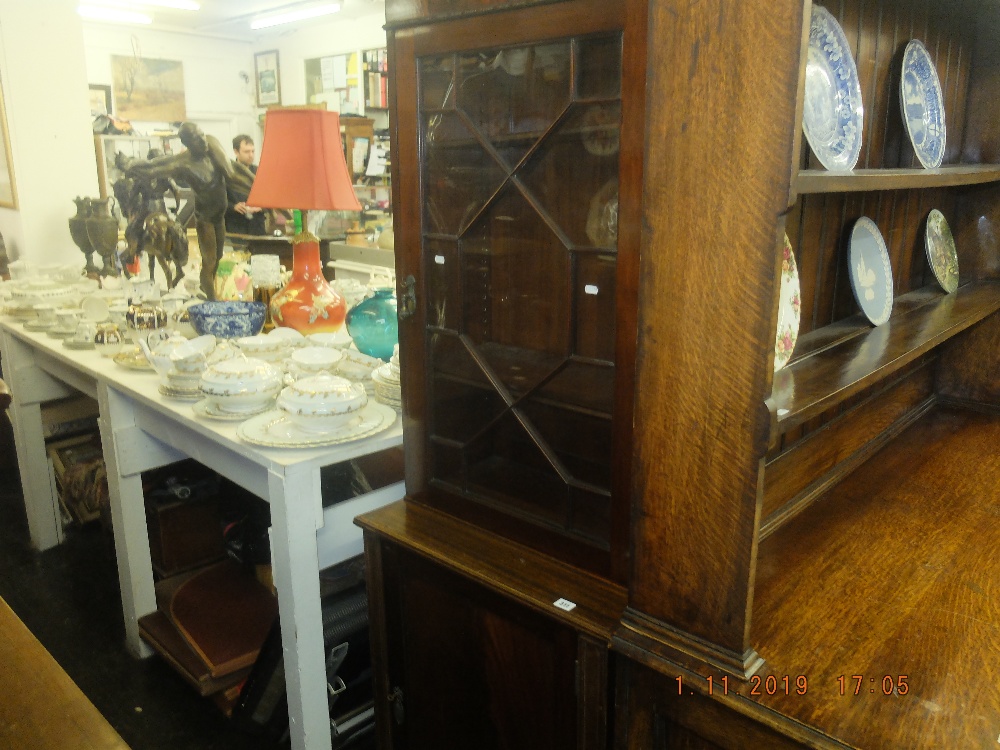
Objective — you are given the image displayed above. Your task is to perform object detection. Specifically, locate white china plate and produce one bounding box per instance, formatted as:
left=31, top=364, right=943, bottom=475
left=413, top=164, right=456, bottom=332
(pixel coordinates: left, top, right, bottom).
left=900, top=39, right=946, bottom=169
left=158, top=383, right=203, bottom=401
left=47, top=328, right=76, bottom=339
left=237, top=402, right=395, bottom=448
left=848, top=217, right=894, bottom=326
left=774, top=234, right=802, bottom=372
left=192, top=398, right=273, bottom=421
left=924, top=209, right=959, bottom=293
left=803, top=6, right=864, bottom=171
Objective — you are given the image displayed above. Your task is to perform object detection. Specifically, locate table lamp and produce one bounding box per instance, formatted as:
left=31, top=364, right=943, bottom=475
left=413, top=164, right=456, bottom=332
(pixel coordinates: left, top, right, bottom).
left=247, top=109, right=362, bottom=333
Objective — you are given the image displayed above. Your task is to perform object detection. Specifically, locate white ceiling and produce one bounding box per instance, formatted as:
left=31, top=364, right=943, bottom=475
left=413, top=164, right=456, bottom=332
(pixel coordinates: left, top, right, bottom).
left=87, top=0, right=386, bottom=40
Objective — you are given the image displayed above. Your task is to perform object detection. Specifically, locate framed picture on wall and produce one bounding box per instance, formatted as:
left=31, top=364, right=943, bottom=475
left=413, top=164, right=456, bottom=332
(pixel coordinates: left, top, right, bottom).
left=0, top=71, right=17, bottom=209
left=254, top=50, right=281, bottom=107
left=88, top=84, right=113, bottom=117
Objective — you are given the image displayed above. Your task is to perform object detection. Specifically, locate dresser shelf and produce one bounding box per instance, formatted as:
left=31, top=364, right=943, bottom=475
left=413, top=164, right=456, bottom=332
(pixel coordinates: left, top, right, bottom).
left=796, top=164, right=1000, bottom=194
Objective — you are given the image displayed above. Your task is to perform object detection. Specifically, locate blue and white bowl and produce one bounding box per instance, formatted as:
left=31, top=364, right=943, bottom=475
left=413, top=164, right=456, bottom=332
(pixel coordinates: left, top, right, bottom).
left=187, top=301, right=266, bottom=339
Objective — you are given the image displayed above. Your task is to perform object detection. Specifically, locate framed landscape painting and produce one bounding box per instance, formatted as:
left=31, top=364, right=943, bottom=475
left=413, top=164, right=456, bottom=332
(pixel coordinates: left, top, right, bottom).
left=0, top=72, right=17, bottom=209
left=111, top=55, right=187, bottom=122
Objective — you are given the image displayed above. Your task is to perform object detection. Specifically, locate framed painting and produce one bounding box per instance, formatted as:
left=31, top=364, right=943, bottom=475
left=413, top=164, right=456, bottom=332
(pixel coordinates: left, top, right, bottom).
left=88, top=84, right=112, bottom=117
left=254, top=50, right=281, bottom=107
left=111, top=56, right=186, bottom=122
left=0, top=72, right=17, bottom=209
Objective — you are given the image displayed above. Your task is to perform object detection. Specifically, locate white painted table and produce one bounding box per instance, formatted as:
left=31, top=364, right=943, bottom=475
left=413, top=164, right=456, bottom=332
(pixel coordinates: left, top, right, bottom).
left=0, top=318, right=404, bottom=750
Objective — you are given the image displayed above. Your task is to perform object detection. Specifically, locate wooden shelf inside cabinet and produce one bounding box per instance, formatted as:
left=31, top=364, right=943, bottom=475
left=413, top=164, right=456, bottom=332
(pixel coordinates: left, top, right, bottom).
left=771, top=281, right=1000, bottom=433
left=796, top=164, right=1000, bottom=194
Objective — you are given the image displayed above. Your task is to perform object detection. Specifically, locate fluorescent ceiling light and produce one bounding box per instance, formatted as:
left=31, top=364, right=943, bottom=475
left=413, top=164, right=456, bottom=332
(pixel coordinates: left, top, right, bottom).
left=139, top=0, right=200, bottom=9
left=77, top=4, right=153, bottom=23
left=250, top=3, right=341, bottom=29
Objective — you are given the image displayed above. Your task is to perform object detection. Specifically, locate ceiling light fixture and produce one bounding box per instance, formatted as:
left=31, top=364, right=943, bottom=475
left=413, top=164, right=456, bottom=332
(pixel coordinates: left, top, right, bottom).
left=77, top=4, right=153, bottom=24
left=250, top=3, right=341, bottom=30
left=138, top=0, right=201, bottom=10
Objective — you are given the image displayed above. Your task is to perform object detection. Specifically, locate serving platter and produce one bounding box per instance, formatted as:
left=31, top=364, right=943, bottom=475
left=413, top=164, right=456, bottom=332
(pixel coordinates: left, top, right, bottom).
left=237, top=402, right=395, bottom=448
left=774, top=234, right=802, bottom=372
left=803, top=5, right=864, bottom=171
left=848, top=217, right=894, bottom=326
left=924, top=209, right=959, bottom=293
left=900, top=39, right=946, bottom=169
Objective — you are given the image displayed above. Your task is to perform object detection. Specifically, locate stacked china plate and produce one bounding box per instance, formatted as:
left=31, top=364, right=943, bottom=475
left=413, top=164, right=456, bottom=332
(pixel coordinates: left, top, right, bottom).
left=372, top=346, right=401, bottom=411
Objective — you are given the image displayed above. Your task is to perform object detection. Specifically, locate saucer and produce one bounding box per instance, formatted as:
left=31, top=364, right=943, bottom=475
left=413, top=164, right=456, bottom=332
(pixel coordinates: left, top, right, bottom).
left=47, top=327, right=77, bottom=339
left=158, top=383, right=202, bottom=401
left=113, top=347, right=154, bottom=371
left=63, top=338, right=95, bottom=350
left=237, top=402, right=395, bottom=448
left=192, top=398, right=273, bottom=422
left=24, top=319, right=56, bottom=331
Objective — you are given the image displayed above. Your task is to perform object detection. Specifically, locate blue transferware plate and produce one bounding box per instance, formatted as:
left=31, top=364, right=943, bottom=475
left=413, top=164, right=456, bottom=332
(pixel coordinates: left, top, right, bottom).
left=848, top=217, right=894, bottom=326
left=900, top=39, right=946, bottom=169
left=803, top=6, right=864, bottom=171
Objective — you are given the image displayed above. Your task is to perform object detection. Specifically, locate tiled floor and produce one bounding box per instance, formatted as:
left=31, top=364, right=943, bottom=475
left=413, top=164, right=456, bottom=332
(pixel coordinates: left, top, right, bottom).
left=0, top=465, right=285, bottom=750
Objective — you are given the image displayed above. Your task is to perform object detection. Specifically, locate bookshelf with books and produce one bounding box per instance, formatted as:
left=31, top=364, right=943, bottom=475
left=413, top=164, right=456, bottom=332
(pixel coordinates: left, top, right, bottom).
left=362, top=48, right=388, bottom=110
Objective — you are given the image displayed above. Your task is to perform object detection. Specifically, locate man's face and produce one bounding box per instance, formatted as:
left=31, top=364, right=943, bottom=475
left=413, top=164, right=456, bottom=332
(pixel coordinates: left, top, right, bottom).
left=235, top=141, right=255, bottom=166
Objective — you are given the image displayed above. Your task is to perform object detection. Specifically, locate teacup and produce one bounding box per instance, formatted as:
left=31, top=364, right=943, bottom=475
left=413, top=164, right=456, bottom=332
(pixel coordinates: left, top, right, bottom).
left=33, top=303, right=57, bottom=327
left=169, top=334, right=217, bottom=374
left=55, top=308, right=82, bottom=332
left=71, top=321, right=97, bottom=345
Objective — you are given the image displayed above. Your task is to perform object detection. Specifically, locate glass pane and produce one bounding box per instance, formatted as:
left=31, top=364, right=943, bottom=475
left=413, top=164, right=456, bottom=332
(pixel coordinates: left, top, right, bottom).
left=423, top=112, right=507, bottom=236
left=461, top=185, right=570, bottom=356
left=569, top=487, right=611, bottom=546
left=463, top=411, right=568, bottom=526
left=420, top=54, right=456, bottom=111
left=429, top=334, right=506, bottom=443
left=517, top=397, right=612, bottom=490
left=576, top=34, right=622, bottom=100
left=535, top=360, right=614, bottom=417
left=426, top=238, right=460, bottom=331
left=518, top=102, right=621, bottom=248
left=456, top=42, right=572, bottom=169
left=575, top=253, right=616, bottom=360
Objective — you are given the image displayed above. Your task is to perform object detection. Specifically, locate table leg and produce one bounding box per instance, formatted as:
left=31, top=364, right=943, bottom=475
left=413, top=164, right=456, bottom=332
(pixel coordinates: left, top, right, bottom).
left=98, top=385, right=156, bottom=659
left=268, top=464, right=332, bottom=750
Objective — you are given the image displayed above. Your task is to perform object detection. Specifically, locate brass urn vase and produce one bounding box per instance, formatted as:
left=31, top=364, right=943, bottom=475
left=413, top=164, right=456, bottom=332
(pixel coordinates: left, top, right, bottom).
left=68, top=197, right=99, bottom=274
left=86, top=197, right=120, bottom=277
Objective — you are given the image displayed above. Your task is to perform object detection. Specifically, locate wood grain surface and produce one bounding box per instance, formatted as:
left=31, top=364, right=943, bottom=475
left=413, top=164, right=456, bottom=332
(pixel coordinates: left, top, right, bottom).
left=0, top=596, right=130, bottom=749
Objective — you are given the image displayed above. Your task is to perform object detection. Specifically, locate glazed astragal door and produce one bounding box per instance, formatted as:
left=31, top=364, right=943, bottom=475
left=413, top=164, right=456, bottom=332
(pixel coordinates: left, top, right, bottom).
left=401, top=3, right=634, bottom=578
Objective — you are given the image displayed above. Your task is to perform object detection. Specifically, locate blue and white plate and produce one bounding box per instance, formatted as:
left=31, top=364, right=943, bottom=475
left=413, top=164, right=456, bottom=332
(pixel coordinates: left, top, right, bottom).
left=900, top=39, right=946, bottom=169
left=803, top=6, right=864, bottom=171
left=848, top=217, right=893, bottom=326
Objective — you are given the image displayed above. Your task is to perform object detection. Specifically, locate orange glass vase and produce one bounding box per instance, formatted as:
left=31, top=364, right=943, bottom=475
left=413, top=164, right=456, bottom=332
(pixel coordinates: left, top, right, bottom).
left=270, top=238, right=347, bottom=333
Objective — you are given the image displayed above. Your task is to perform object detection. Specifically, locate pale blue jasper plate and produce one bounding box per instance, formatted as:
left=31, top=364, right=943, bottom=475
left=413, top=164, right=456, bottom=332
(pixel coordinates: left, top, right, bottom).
left=803, top=6, right=864, bottom=171
left=900, top=39, right=946, bottom=169
left=848, top=217, right=894, bottom=326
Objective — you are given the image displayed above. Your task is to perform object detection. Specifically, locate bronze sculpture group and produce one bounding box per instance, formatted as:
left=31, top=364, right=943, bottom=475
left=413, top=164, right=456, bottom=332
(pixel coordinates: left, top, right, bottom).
left=71, top=121, right=259, bottom=300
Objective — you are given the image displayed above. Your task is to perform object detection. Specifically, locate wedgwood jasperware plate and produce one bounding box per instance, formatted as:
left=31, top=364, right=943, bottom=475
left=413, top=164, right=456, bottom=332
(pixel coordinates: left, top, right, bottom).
left=237, top=402, right=395, bottom=448
left=924, top=209, right=959, bottom=293
left=803, top=5, right=864, bottom=171
left=774, top=234, right=802, bottom=372
left=900, top=39, right=946, bottom=169
left=848, top=217, right=894, bottom=326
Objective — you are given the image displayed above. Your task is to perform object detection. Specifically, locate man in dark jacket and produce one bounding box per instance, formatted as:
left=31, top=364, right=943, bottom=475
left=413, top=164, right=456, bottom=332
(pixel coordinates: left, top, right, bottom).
left=225, top=134, right=267, bottom=237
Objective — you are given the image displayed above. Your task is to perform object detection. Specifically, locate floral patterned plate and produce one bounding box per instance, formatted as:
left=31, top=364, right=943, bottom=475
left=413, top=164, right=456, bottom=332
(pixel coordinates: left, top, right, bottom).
left=803, top=5, right=864, bottom=171
left=774, top=234, right=802, bottom=372
left=236, top=402, right=395, bottom=448
left=924, top=209, right=958, bottom=293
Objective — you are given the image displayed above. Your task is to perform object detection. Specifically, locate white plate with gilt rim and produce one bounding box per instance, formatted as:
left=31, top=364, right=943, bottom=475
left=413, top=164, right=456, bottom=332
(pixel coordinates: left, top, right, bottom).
left=192, top=398, right=274, bottom=422
left=158, top=383, right=202, bottom=401
left=924, top=209, right=958, bottom=293
left=848, top=217, right=894, bottom=326
left=774, top=234, right=802, bottom=372
left=900, top=39, right=946, bottom=169
left=803, top=5, right=864, bottom=171
left=237, top=402, right=395, bottom=448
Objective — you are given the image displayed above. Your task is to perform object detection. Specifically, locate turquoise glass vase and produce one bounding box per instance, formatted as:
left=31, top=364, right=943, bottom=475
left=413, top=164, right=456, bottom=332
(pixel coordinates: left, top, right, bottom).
left=345, top=287, right=398, bottom=361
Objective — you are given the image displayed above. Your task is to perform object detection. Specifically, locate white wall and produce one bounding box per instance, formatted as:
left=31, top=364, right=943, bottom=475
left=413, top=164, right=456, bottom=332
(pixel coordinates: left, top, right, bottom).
left=82, top=24, right=258, bottom=150
left=0, top=0, right=96, bottom=266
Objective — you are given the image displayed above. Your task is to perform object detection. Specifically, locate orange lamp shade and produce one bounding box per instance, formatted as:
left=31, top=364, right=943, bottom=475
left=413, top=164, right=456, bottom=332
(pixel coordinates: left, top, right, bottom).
left=247, top=109, right=362, bottom=212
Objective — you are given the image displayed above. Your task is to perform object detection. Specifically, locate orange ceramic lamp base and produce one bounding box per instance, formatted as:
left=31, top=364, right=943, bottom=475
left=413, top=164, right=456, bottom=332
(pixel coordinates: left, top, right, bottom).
left=270, top=235, right=347, bottom=333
